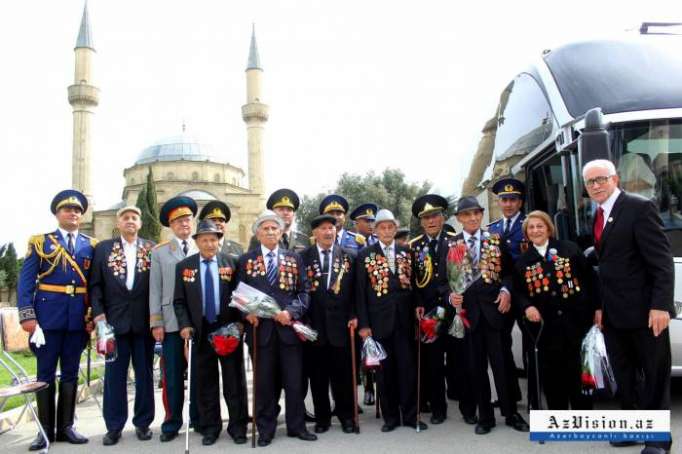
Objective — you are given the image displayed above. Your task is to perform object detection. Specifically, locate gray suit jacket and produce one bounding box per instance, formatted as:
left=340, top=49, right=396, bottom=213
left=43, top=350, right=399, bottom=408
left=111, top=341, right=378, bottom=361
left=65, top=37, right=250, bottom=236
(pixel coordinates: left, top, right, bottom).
left=149, top=237, right=197, bottom=333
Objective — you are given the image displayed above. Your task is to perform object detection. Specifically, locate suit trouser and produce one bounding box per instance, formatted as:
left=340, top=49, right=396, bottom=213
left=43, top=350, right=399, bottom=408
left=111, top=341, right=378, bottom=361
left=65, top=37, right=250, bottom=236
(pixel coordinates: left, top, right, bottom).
left=103, top=332, right=155, bottom=432
left=423, top=336, right=447, bottom=418
left=308, top=342, right=353, bottom=425
left=250, top=331, right=305, bottom=439
left=501, top=312, right=523, bottom=402
left=32, top=330, right=87, bottom=384
left=604, top=324, right=672, bottom=450
left=466, top=316, right=516, bottom=426
left=195, top=322, right=249, bottom=438
left=160, top=332, right=198, bottom=434
left=376, top=329, right=417, bottom=426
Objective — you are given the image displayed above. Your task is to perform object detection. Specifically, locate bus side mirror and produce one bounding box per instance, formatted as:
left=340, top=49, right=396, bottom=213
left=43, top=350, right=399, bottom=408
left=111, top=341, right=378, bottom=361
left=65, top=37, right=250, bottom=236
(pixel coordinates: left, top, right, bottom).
left=579, top=107, right=611, bottom=163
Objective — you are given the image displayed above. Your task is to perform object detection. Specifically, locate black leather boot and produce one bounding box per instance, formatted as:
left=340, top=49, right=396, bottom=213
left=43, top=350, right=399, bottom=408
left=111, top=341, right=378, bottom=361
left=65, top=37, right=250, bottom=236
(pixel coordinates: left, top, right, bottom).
left=29, top=382, right=55, bottom=451
left=55, top=381, right=88, bottom=444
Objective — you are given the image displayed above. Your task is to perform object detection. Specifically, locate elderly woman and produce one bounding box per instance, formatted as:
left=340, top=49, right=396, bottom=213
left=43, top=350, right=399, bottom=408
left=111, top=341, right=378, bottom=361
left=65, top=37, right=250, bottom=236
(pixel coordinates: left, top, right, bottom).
left=512, top=210, right=598, bottom=410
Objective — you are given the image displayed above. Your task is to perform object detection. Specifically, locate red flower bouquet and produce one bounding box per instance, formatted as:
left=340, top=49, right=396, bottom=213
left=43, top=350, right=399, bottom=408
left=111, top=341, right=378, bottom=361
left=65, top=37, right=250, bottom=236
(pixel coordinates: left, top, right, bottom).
left=95, top=320, right=117, bottom=363
left=209, top=322, right=242, bottom=357
left=580, top=325, right=617, bottom=396
left=419, top=306, right=446, bottom=343
left=446, top=241, right=479, bottom=338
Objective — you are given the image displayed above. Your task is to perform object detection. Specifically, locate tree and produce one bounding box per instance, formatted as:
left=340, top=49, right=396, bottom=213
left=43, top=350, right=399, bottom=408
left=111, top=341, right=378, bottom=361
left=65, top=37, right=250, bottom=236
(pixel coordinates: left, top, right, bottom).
left=297, top=168, right=432, bottom=235
left=2, top=243, right=18, bottom=290
left=136, top=168, right=162, bottom=242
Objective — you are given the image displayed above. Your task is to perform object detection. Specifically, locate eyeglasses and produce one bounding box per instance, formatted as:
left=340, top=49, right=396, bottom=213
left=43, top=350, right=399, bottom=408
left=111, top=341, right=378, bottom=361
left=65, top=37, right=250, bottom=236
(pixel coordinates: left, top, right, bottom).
left=584, top=175, right=613, bottom=187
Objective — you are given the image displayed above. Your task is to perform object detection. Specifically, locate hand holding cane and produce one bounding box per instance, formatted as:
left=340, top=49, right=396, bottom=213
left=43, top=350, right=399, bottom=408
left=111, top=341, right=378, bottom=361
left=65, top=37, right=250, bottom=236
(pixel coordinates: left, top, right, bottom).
left=349, top=324, right=359, bottom=433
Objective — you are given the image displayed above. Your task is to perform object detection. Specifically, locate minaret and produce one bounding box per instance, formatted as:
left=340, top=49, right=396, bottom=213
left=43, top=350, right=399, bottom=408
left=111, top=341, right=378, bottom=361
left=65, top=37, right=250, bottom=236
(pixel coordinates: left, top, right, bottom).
left=68, top=1, right=99, bottom=221
left=241, top=25, right=268, bottom=198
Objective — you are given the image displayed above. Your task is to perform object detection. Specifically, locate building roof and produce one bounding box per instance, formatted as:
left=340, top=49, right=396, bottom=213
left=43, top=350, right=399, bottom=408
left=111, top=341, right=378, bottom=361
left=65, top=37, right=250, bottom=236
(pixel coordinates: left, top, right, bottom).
left=75, top=1, right=94, bottom=50
left=247, top=24, right=262, bottom=70
left=134, top=133, right=221, bottom=165
left=176, top=190, right=218, bottom=201
left=543, top=37, right=682, bottom=117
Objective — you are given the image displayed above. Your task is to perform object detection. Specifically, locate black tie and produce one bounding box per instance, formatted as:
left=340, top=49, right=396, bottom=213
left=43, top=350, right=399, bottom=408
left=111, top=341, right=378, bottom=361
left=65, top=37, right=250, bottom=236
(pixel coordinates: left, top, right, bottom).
left=182, top=240, right=189, bottom=256
left=504, top=218, right=511, bottom=236
left=321, top=249, right=330, bottom=288
left=282, top=233, right=290, bottom=250
left=428, top=238, right=438, bottom=262
left=67, top=233, right=75, bottom=255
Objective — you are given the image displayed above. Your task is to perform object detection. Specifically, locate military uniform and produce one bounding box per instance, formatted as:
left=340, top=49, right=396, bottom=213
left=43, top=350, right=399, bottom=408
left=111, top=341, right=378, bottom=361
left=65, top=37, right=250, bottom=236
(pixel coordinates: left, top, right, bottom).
left=198, top=200, right=244, bottom=259
left=249, top=188, right=309, bottom=253
left=489, top=177, right=527, bottom=407
left=17, top=190, right=94, bottom=449
left=318, top=195, right=366, bottom=254
left=350, top=203, right=378, bottom=248
left=149, top=196, right=200, bottom=440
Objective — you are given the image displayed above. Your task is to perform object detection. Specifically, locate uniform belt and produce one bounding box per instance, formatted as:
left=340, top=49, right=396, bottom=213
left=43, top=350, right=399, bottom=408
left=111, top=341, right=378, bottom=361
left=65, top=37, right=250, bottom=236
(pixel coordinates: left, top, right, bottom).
left=38, top=283, right=87, bottom=296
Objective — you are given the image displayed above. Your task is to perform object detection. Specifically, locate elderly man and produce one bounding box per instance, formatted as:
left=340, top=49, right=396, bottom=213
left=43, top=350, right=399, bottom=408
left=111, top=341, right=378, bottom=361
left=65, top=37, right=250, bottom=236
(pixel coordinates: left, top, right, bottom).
left=249, top=189, right=308, bottom=253
left=302, top=214, right=357, bottom=434
left=173, top=220, right=249, bottom=446
left=198, top=201, right=244, bottom=259
left=17, top=190, right=96, bottom=450
left=356, top=209, right=426, bottom=432
left=149, top=196, right=200, bottom=442
left=584, top=159, right=674, bottom=454
left=239, top=210, right=316, bottom=446
left=89, top=206, right=156, bottom=445
left=450, top=197, right=528, bottom=435
left=410, top=194, right=474, bottom=425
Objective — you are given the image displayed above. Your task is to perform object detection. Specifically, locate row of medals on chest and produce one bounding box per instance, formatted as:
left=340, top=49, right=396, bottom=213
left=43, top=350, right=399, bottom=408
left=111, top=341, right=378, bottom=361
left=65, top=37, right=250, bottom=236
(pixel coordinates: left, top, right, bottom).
left=247, top=256, right=297, bottom=289
left=525, top=255, right=580, bottom=298
left=364, top=255, right=392, bottom=296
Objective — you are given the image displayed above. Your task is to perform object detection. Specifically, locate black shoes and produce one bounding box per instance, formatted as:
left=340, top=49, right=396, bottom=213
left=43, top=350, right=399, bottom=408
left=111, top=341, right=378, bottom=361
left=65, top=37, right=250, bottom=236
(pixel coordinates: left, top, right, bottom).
left=405, top=421, right=428, bottom=431
left=30, top=383, right=55, bottom=451
left=430, top=415, right=446, bottom=425
left=340, top=420, right=355, bottom=433
left=232, top=434, right=247, bottom=444
left=159, top=431, right=178, bottom=442
left=475, top=422, right=495, bottom=435
left=381, top=423, right=397, bottom=432
left=314, top=423, right=330, bottom=434
left=463, top=415, right=478, bottom=425
left=29, top=432, right=50, bottom=451
left=135, top=427, right=152, bottom=441
left=202, top=434, right=218, bottom=446
left=257, top=436, right=272, bottom=447
left=640, top=447, right=669, bottom=454
left=364, top=389, right=375, bottom=405
left=505, top=413, right=529, bottom=432
left=55, top=382, right=88, bottom=444
left=102, top=431, right=121, bottom=446
left=56, top=426, right=88, bottom=444
left=286, top=430, right=317, bottom=441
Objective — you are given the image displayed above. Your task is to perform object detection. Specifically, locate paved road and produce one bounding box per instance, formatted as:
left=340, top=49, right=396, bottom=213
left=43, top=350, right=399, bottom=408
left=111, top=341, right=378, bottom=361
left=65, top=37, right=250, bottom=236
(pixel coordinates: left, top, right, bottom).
left=3, top=375, right=680, bottom=453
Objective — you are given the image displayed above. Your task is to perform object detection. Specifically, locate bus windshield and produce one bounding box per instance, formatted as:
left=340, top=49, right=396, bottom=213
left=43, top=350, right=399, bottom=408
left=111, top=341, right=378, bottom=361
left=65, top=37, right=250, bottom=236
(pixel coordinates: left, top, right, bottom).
left=575, top=119, right=682, bottom=256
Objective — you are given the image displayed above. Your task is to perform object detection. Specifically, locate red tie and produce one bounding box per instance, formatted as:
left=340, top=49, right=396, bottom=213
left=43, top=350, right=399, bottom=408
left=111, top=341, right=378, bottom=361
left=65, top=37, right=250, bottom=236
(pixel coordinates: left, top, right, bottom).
left=593, top=207, right=604, bottom=247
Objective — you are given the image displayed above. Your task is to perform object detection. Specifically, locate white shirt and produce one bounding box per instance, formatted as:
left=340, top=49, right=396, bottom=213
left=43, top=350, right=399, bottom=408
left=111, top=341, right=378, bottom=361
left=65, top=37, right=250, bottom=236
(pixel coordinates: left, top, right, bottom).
left=317, top=244, right=334, bottom=288
left=174, top=237, right=196, bottom=256
left=505, top=211, right=522, bottom=232
left=58, top=228, right=78, bottom=254
left=598, top=187, right=622, bottom=228
left=462, top=230, right=480, bottom=259
left=379, top=240, right=396, bottom=272
left=121, top=237, right=138, bottom=290
left=336, top=228, right=345, bottom=245
left=533, top=240, right=549, bottom=259
left=261, top=245, right=280, bottom=268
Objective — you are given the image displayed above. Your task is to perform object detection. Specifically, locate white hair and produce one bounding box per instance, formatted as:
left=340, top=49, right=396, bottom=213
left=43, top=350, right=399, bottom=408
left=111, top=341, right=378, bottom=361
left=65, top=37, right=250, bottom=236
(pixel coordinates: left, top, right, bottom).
left=582, top=159, right=617, bottom=179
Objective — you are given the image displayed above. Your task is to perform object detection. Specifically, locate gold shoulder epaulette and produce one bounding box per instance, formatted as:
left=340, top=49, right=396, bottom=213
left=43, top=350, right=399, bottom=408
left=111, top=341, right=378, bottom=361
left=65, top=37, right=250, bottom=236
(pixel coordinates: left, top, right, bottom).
left=355, top=233, right=366, bottom=245
left=408, top=234, right=424, bottom=246
left=153, top=240, right=171, bottom=250
left=25, top=234, right=45, bottom=257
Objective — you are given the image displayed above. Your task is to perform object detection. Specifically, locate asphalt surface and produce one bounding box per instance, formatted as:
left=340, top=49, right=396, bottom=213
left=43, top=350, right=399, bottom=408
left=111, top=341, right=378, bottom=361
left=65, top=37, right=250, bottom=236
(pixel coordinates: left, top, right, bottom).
left=2, top=375, right=680, bottom=453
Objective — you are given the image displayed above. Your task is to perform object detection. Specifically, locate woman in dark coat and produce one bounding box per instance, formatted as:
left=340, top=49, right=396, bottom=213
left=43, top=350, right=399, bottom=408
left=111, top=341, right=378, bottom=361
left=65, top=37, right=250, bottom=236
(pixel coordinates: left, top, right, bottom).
left=513, top=210, right=598, bottom=410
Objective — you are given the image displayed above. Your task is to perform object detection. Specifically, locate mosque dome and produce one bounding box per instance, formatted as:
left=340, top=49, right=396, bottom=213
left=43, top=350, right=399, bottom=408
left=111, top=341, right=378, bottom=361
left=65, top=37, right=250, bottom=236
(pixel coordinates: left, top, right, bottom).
left=134, top=133, right=220, bottom=165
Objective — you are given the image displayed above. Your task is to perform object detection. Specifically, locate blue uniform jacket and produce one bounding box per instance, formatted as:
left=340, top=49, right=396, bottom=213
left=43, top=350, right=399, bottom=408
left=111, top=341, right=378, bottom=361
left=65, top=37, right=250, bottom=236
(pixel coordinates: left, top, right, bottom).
left=17, top=231, right=96, bottom=331
left=337, top=228, right=366, bottom=254
left=488, top=213, right=526, bottom=262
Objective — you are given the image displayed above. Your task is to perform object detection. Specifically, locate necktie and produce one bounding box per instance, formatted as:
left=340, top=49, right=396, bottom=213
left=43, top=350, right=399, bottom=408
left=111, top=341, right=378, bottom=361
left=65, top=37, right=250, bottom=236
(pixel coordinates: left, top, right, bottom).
left=67, top=233, right=75, bottom=255
left=593, top=207, right=605, bottom=247
left=266, top=251, right=278, bottom=286
left=203, top=259, right=217, bottom=323
left=282, top=233, right=290, bottom=250
left=428, top=238, right=438, bottom=262
left=468, top=235, right=479, bottom=267
left=385, top=246, right=395, bottom=273
left=321, top=249, right=330, bottom=288
left=182, top=240, right=189, bottom=256
left=504, top=218, right=511, bottom=236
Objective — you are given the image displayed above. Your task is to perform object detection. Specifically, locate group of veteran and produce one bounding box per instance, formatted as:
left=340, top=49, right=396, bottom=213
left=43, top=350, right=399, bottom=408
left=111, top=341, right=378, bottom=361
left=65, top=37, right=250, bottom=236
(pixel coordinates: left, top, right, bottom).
left=15, top=157, right=675, bottom=454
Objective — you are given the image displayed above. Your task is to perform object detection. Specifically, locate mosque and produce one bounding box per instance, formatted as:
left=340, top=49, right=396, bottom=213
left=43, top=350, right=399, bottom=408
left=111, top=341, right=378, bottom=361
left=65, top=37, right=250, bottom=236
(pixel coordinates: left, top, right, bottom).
left=68, top=3, right=268, bottom=246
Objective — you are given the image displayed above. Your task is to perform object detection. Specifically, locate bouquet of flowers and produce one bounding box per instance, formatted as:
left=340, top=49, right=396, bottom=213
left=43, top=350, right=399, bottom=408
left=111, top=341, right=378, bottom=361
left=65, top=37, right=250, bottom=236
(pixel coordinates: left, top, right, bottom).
left=446, top=242, right=479, bottom=338
left=361, top=337, right=387, bottom=369
left=580, top=325, right=617, bottom=396
left=419, top=306, right=447, bottom=343
left=292, top=321, right=318, bottom=342
left=229, top=282, right=281, bottom=318
left=95, top=320, right=117, bottom=363
left=208, top=322, right=242, bottom=357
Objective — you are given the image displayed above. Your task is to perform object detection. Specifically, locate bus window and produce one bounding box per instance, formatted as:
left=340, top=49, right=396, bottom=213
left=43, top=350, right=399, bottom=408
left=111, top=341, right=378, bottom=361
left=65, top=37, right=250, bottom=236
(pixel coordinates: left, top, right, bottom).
left=528, top=152, right=571, bottom=240
left=576, top=120, right=682, bottom=256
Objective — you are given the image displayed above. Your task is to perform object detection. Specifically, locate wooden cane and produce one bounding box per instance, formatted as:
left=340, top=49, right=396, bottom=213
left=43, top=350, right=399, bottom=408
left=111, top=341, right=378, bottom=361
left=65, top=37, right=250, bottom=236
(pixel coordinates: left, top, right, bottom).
left=251, top=323, right=257, bottom=448
left=349, top=325, right=359, bottom=433
left=416, top=318, right=422, bottom=433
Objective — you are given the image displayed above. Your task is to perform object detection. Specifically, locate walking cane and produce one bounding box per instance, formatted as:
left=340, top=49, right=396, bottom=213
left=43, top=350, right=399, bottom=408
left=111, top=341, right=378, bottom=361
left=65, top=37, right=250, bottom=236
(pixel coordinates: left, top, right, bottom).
left=415, top=318, right=422, bottom=433
left=349, top=325, right=360, bottom=433
left=184, top=336, right=193, bottom=454
left=251, top=323, right=258, bottom=448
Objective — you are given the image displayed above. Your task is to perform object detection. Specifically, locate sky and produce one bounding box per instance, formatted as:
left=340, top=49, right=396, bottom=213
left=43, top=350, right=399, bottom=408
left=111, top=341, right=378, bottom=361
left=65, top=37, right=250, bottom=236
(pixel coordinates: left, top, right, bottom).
left=0, top=0, right=679, bottom=253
